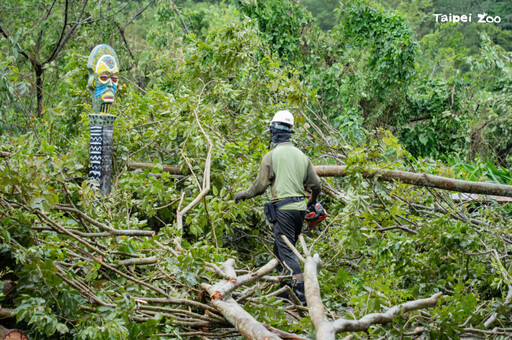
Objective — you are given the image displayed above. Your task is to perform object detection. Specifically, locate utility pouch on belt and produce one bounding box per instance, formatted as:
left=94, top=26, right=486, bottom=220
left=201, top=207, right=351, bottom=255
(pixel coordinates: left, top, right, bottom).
left=264, top=202, right=277, bottom=223
left=264, top=197, right=304, bottom=224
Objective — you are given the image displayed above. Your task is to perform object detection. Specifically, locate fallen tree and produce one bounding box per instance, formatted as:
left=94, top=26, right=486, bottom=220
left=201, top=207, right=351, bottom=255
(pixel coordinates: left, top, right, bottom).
left=197, top=237, right=443, bottom=340
left=2, top=140, right=512, bottom=338
left=314, top=165, right=512, bottom=198
left=121, top=160, right=512, bottom=198
left=3, top=151, right=512, bottom=198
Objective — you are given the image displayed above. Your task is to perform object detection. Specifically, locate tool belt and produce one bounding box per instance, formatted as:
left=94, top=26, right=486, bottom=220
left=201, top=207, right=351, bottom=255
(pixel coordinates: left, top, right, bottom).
left=264, top=197, right=304, bottom=224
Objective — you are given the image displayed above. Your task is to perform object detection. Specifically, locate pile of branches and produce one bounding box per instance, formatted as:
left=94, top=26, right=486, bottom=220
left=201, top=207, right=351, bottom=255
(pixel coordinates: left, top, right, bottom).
left=1, top=112, right=512, bottom=338
left=0, top=195, right=443, bottom=338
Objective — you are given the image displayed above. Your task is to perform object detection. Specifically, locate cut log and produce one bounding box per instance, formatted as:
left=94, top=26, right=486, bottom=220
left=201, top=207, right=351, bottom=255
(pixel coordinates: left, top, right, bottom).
left=314, top=165, right=512, bottom=198
left=0, top=325, right=29, bottom=340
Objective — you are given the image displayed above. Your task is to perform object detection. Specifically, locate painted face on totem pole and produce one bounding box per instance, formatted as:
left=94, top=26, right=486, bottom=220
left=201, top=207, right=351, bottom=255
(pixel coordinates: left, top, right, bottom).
left=87, top=45, right=120, bottom=114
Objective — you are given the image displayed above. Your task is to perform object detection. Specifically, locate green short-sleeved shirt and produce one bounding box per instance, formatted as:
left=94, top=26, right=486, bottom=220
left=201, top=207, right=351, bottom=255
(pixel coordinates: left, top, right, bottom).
left=244, top=142, right=321, bottom=210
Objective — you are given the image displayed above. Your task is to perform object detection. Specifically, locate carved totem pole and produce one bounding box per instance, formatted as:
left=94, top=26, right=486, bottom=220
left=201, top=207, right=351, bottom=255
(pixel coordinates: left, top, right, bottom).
left=87, top=44, right=120, bottom=195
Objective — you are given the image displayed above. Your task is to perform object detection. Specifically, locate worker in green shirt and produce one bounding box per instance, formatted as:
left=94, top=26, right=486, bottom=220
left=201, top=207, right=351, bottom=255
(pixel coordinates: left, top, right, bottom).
left=235, top=110, right=322, bottom=305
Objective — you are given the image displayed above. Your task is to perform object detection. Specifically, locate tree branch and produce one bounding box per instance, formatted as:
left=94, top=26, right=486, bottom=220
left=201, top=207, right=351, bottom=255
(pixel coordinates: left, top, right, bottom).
left=176, top=86, right=213, bottom=246
left=44, top=0, right=88, bottom=64
left=332, top=293, right=443, bottom=333
left=304, top=253, right=334, bottom=338
left=203, top=258, right=278, bottom=300
left=54, top=205, right=155, bottom=236
left=484, top=249, right=512, bottom=328
left=115, top=256, right=158, bottom=267
left=121, top=160, right=512, bottom=198
left=172, top=1, right=189, bottom=35
left=46, top=0, right=68, bottom=60
left=209, top=296, right=280, bottom=340
left=122, top=0, right=155, bottom=30
left=299, top=239, right=443, bottom=339
left=0, top=24, right=39, bottom=65
left=281, top=235, right=306, bottom=264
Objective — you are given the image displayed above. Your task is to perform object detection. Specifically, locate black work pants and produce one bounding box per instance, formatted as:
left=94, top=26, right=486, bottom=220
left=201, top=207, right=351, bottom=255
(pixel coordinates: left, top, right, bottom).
left=273, top=209, right=306, bottom=276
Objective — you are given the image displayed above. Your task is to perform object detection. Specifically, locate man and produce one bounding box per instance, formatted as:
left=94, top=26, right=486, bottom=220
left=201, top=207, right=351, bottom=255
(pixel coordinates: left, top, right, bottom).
left=235, top=110, right=321, bottom=305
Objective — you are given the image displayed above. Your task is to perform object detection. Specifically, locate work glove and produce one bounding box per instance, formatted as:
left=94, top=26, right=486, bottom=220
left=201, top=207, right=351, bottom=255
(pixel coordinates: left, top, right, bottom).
left=235, top=192, right=246, bottom=204
left=307, top=199, right=316, bottom=211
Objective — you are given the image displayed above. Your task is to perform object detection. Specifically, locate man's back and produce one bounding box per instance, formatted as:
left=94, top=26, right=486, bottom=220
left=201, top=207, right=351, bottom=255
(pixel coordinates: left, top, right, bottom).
left=271, top=143, right=309, bottom=209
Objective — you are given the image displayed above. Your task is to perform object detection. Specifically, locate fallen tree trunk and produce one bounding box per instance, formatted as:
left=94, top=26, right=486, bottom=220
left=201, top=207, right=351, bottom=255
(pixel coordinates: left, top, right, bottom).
left=314, top=165, right=512, bottom=198
left=4, top=150, right=512, bottom=198
left=124, top=161, right=512, bottom=198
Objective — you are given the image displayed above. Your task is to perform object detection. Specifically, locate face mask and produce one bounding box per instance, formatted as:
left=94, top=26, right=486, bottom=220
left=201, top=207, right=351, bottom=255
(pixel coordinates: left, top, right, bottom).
left=269, top=130, right=292, bottom=149
left=87, top=45, right=120, bottom=114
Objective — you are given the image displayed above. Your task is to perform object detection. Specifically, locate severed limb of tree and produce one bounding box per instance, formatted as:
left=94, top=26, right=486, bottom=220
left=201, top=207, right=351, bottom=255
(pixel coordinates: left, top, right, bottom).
left=114, top=256, right=158, bottom=267
left=53, top=205, right=155, bottom=237
left=0, top=325, right=28, bottom=339
left=202, top=258, right=281, bottom=340
left=5, top=149, right=512, bottom=199
left=332, top=293, right=442, bottom=333
left=120, top=159, right=512, bottom=198
left=206, top=259, right=237, bottom=279
left=203, top=258, right=278, bottom=300
left=209, top=296, right=281, bottom=340
left=285, top=235, right=443, bottom=339
left=314, top=165, right=512, bottom=198
left=6, top=148, right=512, bottom=200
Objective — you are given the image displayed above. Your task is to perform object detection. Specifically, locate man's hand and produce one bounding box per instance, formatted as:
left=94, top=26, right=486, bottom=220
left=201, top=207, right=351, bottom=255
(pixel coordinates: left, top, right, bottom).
left=307, top=199, right=316, bottom=211
left=235, top=192, right=246, bottom=204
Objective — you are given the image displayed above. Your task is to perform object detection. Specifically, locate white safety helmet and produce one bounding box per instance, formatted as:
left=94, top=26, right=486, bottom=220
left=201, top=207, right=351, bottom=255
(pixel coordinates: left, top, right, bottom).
left=270, top=110, right=294, bottom=127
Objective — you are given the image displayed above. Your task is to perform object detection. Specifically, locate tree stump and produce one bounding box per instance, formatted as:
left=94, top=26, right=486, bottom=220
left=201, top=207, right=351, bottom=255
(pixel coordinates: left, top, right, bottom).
left=0, top=326, right=28, bottom=340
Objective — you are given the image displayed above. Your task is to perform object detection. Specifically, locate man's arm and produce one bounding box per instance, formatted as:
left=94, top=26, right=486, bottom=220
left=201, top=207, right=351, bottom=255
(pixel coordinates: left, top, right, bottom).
left=304, top=160, right=321, bottom=207
left=235, top=151, right=273, bottom=202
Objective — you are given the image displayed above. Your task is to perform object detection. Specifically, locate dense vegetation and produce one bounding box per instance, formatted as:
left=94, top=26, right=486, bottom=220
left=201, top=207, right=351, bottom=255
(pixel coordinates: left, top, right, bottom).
left=1, top=0, right=512, bottom=339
